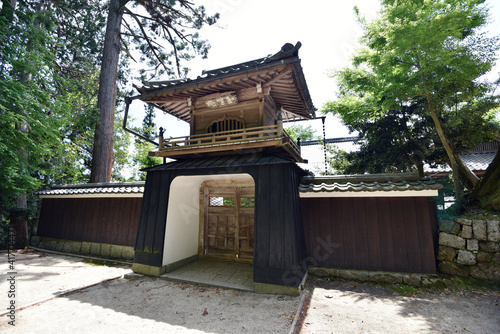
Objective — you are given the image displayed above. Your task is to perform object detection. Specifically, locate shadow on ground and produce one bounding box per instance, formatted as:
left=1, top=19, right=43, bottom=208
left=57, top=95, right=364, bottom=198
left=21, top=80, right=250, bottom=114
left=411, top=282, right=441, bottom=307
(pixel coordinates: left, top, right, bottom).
left=3, top=276, right=298, bottom=334
left=294, top=277, right=500, bottom=334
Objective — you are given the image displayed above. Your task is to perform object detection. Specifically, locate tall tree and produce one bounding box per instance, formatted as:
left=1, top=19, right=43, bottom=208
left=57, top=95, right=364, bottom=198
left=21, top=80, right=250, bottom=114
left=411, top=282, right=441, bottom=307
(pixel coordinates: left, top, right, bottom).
left=324, top=0, right=499, bottom=198
left=90, top=0, right=218, bottom=182
left=1, top=1, right=55, bottom=248
left=0, top=1, right=108, bottom=248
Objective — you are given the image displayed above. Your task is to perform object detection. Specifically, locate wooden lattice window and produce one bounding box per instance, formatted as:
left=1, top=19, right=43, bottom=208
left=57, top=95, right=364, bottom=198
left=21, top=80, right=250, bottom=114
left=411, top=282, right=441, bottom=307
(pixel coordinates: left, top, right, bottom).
left=207, top=117, right=245, bottom=134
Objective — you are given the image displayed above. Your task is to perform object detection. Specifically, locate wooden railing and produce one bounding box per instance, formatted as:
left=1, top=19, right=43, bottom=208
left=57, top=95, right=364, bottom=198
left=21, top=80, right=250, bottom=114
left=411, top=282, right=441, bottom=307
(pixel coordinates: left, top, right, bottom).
left=158, top=124, right=301, bottom=156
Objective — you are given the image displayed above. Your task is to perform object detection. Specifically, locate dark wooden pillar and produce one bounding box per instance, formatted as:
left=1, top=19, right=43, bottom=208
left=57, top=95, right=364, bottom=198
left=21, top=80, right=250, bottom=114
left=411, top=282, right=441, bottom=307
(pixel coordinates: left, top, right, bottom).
left=253, top=163, right=307, bottom=287
left=133, top=170, right=174, bottom=273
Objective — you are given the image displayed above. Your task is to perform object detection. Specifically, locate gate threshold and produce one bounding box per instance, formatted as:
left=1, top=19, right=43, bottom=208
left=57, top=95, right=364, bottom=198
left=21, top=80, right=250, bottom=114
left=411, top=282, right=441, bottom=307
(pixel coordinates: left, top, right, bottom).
left=160, top=259, right=255, bottom=292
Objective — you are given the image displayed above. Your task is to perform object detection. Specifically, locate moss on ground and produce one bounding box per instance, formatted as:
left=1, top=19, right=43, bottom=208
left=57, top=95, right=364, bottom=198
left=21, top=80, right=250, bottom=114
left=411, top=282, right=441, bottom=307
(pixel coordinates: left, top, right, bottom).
left=83, top=259, right=120, bottom=267
left=376, top=276, right=499, bottom=296
left=320, top=275, right=499, bottom=297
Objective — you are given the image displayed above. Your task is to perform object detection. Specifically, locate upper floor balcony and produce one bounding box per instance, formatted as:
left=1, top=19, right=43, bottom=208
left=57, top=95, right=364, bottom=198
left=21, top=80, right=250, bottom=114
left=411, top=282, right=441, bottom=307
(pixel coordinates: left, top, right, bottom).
left=149, top=123, right=304, bottom=162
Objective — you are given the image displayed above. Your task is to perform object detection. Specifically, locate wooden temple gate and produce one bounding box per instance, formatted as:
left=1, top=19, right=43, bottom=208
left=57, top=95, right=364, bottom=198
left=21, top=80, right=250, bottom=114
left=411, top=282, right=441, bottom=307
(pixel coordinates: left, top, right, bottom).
left=200, top=180, right=255, bottom=262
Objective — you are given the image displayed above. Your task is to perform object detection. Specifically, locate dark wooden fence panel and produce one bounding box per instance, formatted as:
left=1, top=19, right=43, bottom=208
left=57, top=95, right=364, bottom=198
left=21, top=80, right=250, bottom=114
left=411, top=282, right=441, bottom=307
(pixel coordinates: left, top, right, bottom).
left=301, top=197, right=438, bottom=274
left=37, top=197, right=142, bottom=246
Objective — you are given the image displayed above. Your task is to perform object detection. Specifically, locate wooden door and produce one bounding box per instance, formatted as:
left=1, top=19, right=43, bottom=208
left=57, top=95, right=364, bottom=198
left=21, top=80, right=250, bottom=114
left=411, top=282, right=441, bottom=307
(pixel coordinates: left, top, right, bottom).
left=201, top=180, right=255, bottom=262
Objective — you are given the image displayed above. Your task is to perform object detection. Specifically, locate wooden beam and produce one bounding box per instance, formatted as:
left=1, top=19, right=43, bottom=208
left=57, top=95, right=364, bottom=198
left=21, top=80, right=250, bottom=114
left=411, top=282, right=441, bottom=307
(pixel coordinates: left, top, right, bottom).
left=143, top=98, right=187, bottom=104
left=148, top=138, right=284, bottom=157
left=263, top=68, right=293, bottom=87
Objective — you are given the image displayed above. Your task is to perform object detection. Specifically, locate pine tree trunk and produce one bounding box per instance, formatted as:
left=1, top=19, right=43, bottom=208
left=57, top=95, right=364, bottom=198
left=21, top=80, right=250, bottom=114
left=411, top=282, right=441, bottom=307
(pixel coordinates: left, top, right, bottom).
left=471, top=149, right=500, bottom=211
left=90, top=0, right=124, bottom=183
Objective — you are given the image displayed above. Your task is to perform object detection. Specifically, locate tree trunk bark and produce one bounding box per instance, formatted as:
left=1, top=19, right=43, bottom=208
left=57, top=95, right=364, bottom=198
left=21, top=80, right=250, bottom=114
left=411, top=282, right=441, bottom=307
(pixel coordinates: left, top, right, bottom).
left=454, top=152, right=479, bottom=190
left=90, top=0, right=124, bottom=183
left=414, top=51, right=466, bottom=200
left=471, top=149, right=500, bottom=211
left=415, top=160, right=425, bottom=178
left=9, top=195, right=28, bottom=249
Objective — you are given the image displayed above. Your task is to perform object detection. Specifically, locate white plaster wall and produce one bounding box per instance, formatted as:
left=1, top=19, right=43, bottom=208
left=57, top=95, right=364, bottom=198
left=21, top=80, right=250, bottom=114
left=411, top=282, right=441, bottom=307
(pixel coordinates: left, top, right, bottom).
left=163, top=173, right=253, bottom=266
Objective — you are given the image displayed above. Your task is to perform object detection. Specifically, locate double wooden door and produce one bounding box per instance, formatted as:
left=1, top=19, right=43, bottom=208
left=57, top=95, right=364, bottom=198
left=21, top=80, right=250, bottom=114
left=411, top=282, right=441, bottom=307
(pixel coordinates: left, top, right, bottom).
left=201, top=180, right=254, bottom=262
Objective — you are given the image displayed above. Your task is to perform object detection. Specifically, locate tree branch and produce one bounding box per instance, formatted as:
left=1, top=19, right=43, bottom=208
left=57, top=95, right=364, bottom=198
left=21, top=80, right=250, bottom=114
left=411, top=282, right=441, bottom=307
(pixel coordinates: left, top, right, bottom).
left=122, top=7, right=170, bottom=73
left=164, top=26, right=181, bottom=77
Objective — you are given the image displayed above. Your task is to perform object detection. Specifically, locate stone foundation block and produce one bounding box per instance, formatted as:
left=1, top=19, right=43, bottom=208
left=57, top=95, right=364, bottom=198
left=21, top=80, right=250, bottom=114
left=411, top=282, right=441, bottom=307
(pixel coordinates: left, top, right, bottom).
left=494, top=253, right=500, bottom=264
left=80, top=242, right=91, bottom=255
left=438, top=261, right=469, bottom=277
left=479, top=241, right=500, bottom=253
left=487, top=220, right=500, bottom=242
left=368, top=272, right=401, bottom=285
left=121, top=247, right=135, bottom=260
left=438, top=246, right=456, bottom=261
left=457, top=250, right=477, bottom=265
left=470, top=264, right=500, bottom=283
left=90, top=243, right=102, bottom=256
left=473, top=220, right=487, bottom=240
left=54, top=240, right=65, bottom=252
left=477, top=251, right=493, bottom=263
left=100, top=244, right=111, bottom=258
left=42, top=239, right=55, bottom=250
left=62, top=241, right=82, bottom=254
left=467, top=239, right=479, bottom=252
left=109, top=245, right=122, bottom=259
left=461, top=225, right=472, bottom=239
left=401, top=275, right=422, bottom=287
left=439, top=233, right=465, bottom=249
left=439, top=220, right=460, bottom=234
left=456, top=218, right=472, bottom=226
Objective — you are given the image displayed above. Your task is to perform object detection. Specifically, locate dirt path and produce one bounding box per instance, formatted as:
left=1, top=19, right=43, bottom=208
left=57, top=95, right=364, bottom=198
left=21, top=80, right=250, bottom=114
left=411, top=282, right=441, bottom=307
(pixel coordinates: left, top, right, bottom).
left=0, top=251, right=298, bottom=333
left=0, top=250, right=130, bottom=311
left=1, top=276, right=298, bottom=333
left=1, top=251, right=499, bottom=333
left=294, top=277, right=500, bottom=334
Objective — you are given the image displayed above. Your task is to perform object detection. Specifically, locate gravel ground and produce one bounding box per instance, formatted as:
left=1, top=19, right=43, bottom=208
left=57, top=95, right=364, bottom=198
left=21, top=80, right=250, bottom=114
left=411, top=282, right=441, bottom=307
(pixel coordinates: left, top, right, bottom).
left=294, top=277, right=500, bottom=334
left=0, top=250, right=130, bottom=311
left=0, top=251, right=298, bottom=333
left=1, top=251, right=499, bottom=334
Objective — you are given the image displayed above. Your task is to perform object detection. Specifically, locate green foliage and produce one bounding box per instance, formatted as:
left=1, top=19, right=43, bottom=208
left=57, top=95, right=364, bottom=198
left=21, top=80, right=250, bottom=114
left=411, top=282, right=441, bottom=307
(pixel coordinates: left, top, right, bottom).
left=129, top=105, right=162, bottom=181
left=0, top=2, right=61, bottom=199
left=142, top=104, right=157, bottom=140
left=323, top=144, right=351, bottom=175
left=324, top=0, right=499, bottom=182
left=284, top=124, right=319, bottom=141
left=223, top=197, right=234, bottom=207
left=0, top=1, right=109, bottom=247
left=240, top=197, right=255, bottom=207
left=112, top=111, right=134, bottom=182
left=130, top=140, right=162, bottom=181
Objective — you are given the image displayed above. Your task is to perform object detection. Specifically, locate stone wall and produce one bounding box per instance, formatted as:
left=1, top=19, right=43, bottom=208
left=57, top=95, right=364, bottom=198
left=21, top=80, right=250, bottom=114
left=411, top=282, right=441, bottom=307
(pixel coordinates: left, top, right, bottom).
left=30, top=236, right=135, bottom=261
left=438, top=218, right=500, bottom=282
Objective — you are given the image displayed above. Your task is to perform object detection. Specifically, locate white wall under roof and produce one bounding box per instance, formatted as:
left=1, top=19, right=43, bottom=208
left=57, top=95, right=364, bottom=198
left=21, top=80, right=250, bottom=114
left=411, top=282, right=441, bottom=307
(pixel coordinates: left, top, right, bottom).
left=163, top=173, right=254, bottom=267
